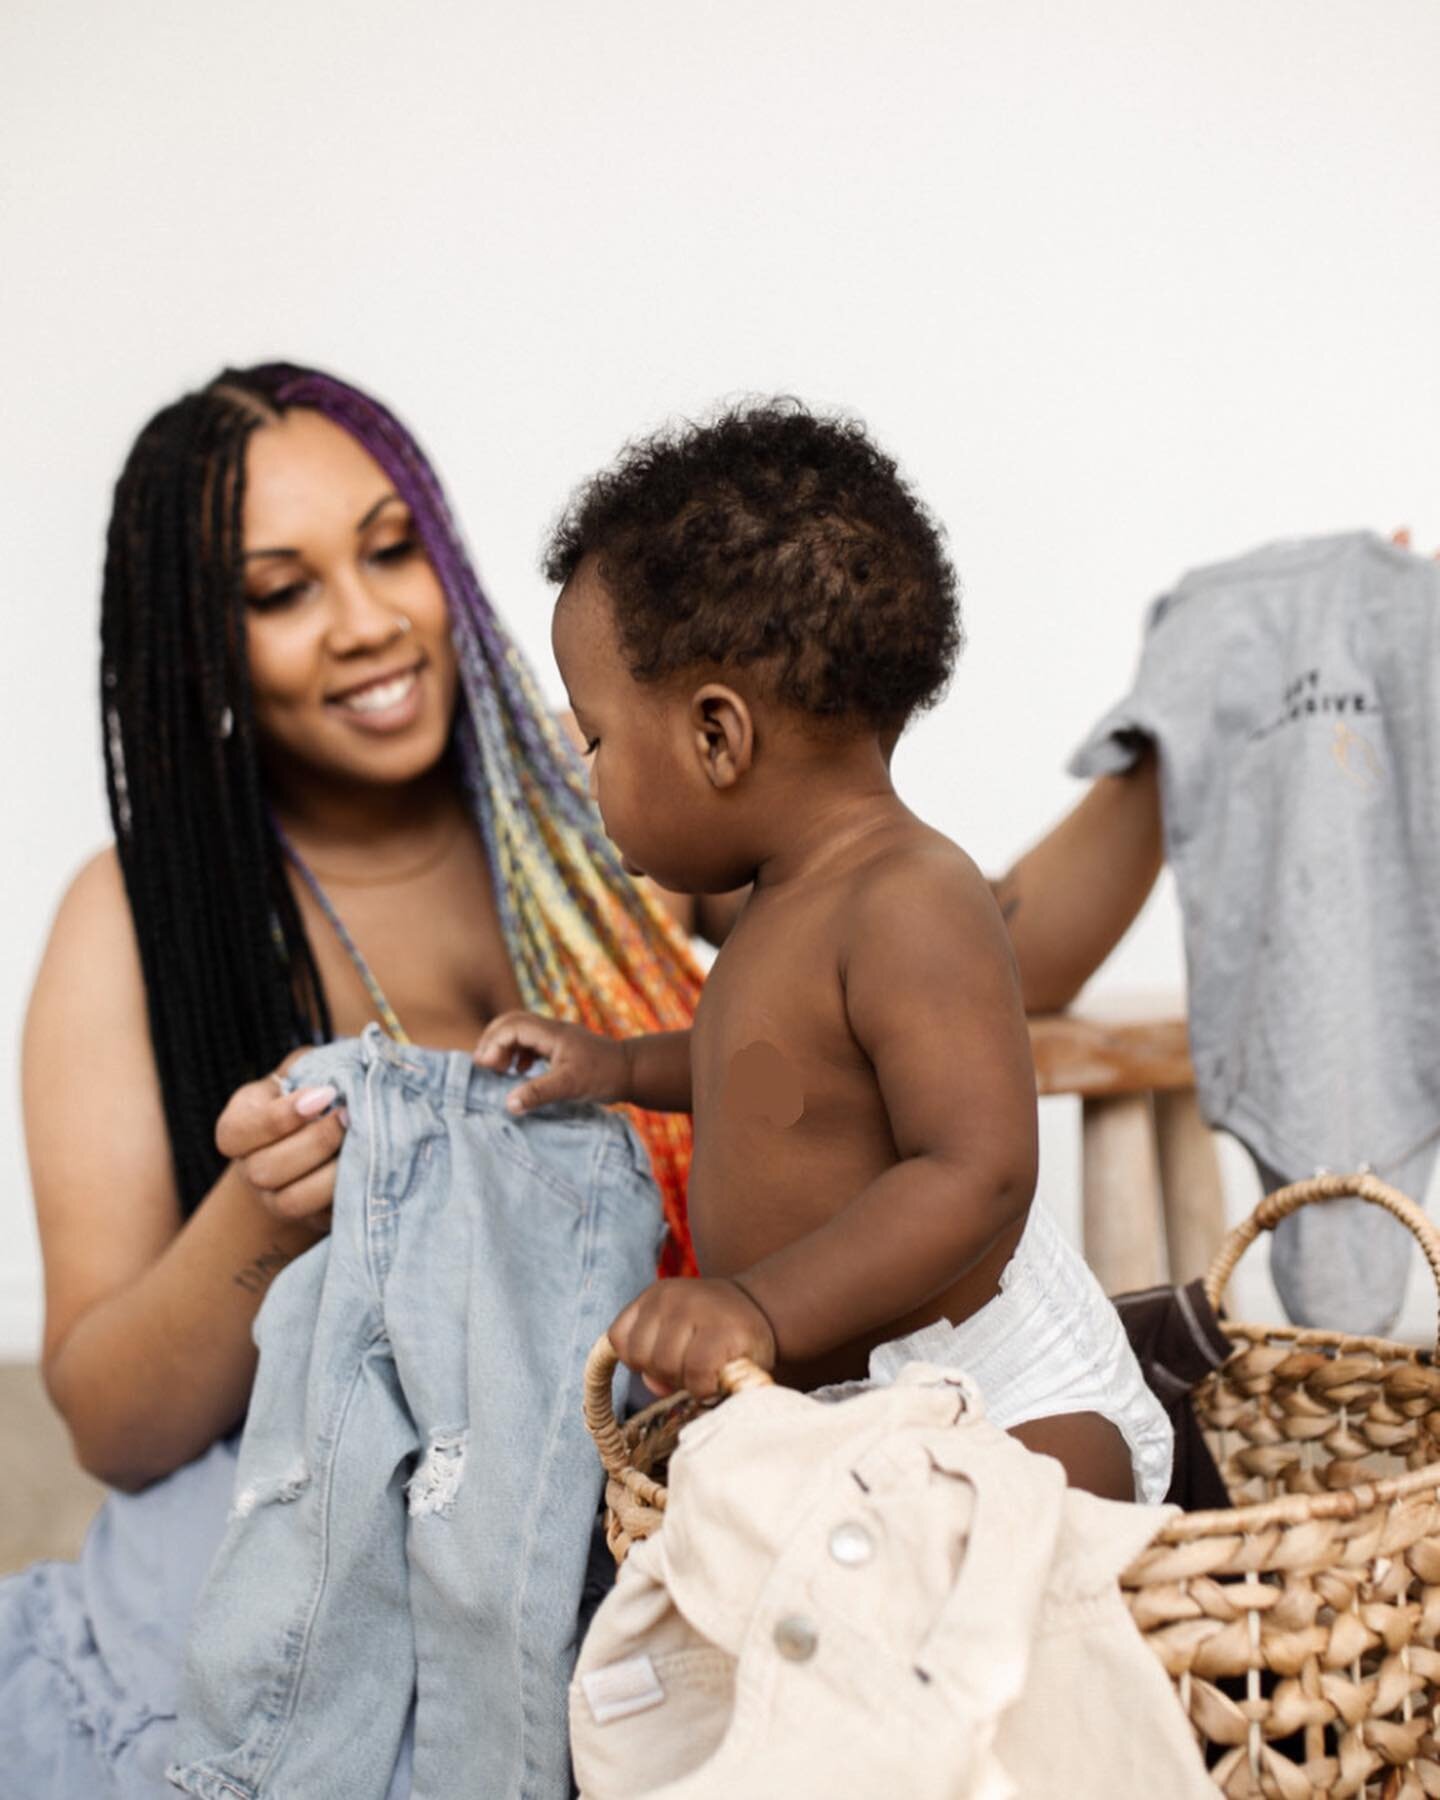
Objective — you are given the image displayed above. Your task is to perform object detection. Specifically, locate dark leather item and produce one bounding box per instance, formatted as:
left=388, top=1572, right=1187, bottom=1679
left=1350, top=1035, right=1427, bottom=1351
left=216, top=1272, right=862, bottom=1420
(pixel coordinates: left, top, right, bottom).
left=1114, top=1279, right=1232, bottom=1511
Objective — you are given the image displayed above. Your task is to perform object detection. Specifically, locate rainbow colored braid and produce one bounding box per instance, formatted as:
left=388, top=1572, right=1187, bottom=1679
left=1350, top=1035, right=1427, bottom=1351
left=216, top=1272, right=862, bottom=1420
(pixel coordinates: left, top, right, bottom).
left=257, top=367, right=704, bottom=1276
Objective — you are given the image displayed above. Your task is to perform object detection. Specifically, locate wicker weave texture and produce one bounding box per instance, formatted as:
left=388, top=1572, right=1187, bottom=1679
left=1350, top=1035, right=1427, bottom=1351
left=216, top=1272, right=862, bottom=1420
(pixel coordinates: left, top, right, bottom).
left=583, top=1175, right=1440, bottom=1797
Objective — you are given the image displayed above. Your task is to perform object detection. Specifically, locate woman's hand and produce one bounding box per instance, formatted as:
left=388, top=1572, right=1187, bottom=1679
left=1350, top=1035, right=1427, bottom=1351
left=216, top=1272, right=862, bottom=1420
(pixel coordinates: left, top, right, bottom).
left=609, top=1277, right=776, bottom=1399
left=473, top=1012, right=632, bottom=1115
left=215, top=1062, right=346, bottom=1232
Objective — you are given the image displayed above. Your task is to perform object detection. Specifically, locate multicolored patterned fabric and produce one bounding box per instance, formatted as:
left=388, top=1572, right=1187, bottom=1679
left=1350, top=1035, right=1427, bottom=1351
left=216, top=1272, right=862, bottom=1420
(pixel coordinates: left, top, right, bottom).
left=259, top=367, right=703, bottom=1275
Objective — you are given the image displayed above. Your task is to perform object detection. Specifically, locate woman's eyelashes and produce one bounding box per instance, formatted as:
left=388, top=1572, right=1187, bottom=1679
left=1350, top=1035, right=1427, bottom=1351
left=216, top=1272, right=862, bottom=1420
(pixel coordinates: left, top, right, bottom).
left=245, top=539, right=419, bottom=611
left=369, top=535, right=419, bottom=567
left=246, top=578, right=311, bottom=613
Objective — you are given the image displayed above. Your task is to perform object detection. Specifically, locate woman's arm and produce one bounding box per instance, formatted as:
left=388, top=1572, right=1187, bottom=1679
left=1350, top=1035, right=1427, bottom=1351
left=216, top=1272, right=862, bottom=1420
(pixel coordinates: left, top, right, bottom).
left=23, top=851, right=327, bottom=1490
left=990, top=746, right=1163, bottom=1013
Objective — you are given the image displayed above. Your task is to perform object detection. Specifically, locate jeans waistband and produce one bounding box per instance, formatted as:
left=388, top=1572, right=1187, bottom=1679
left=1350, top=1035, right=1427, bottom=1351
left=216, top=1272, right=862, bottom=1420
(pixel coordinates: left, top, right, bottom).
left=362, top=1021, right=481, bottom=1113
left=293, top=1022, right=607, bottom=1127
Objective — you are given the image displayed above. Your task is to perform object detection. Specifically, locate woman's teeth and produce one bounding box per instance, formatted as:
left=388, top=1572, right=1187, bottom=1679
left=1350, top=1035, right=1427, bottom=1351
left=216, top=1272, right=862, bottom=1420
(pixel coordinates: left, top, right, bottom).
left=338, top=671, right=417, bottom=714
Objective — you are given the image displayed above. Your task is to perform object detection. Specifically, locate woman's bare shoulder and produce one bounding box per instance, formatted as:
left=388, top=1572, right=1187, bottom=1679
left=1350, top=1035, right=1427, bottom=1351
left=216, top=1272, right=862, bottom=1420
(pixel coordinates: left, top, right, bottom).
left=29, top=846, right=145, bottom=1018
left=25, top=844, right=164, bottom=1120
left=45, top=843, right=129, bottom=932
left=25, top=848, right=179, bottom=1362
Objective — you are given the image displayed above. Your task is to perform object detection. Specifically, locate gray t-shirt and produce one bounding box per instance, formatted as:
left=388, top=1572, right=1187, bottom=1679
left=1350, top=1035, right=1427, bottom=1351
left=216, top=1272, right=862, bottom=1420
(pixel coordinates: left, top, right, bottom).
left=1071, top=530, right=1440, bottom=1206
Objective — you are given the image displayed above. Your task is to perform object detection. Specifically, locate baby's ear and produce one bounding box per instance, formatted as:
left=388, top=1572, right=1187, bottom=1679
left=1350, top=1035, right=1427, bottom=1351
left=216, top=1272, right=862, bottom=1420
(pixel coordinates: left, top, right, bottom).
left=689, top=684, right=753, bottom=789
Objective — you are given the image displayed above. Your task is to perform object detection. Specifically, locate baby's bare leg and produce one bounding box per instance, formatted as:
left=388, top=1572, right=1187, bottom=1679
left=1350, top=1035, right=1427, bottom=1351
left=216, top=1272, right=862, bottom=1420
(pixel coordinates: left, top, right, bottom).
left=1010, top=1412, right=1135, bottom=1502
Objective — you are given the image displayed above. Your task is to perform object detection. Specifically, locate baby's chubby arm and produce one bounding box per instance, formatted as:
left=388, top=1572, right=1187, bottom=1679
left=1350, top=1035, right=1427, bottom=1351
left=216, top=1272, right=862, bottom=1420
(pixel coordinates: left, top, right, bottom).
left=629, top=848, right=1039, bottom=1398
left=738, top=848, right=1039, bottom=1362
left=472, top=1014, right=767, bottom=1398
left=473, top=1014, right=693, bottom=1115
left=477, top=850, right=1036, bottom=1400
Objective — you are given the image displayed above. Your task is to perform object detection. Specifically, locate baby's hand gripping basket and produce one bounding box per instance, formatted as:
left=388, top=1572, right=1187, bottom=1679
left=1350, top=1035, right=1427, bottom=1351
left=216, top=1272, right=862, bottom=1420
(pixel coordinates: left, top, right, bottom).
left=583, top=1174, right=1440, bottom=1798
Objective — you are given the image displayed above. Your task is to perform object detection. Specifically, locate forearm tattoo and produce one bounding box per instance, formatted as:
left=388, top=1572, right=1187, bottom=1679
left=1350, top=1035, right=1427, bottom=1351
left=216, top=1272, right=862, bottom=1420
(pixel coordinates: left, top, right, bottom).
left=233, top=1241, right=294, bottom=1296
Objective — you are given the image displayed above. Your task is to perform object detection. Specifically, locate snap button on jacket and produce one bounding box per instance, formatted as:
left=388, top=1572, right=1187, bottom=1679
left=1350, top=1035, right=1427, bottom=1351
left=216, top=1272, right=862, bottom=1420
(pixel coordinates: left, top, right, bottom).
left=571, top=1366, right=1212, bottom=1799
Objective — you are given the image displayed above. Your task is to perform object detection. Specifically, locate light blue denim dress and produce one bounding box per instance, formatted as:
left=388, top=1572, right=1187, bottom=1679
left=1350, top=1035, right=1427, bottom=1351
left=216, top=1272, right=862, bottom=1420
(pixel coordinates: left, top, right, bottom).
left=0, top=1436, right=252, bottom=1799
left=0, top=1026, right=659, bottom=1799
left=169, top=1027, right=662, bottom=1800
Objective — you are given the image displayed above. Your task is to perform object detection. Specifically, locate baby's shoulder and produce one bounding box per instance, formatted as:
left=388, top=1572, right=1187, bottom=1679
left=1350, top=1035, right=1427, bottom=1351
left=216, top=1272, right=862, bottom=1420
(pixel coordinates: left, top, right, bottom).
left=834, top=825, right=1023, bottom=1044
left=835, top=825, right=1015, bottom=997
left=845, top=822, right=993, bottom=926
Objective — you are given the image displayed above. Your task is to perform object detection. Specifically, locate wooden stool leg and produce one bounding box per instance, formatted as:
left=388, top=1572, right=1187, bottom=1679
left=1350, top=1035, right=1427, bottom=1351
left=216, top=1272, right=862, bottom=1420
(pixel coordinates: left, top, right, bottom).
left=1154, top=1088, right=1226, bottom=1286
left=1081, top=1093, right=1165, bottom=1295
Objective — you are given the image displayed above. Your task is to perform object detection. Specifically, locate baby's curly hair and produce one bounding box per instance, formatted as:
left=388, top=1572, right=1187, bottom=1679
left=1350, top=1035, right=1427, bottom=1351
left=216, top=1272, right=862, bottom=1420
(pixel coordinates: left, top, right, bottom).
left=544, top=400, right=962, bottom=728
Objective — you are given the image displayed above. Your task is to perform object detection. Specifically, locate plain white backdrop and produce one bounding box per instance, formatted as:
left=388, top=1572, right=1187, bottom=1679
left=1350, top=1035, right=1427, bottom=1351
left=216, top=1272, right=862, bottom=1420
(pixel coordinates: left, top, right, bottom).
left=3, top=0, right=1438, bottom=1356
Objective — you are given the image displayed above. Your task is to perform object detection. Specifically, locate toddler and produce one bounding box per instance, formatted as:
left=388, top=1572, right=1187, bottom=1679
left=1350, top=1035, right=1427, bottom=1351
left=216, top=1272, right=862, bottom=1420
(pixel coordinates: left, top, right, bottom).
left=477, top=404, right=1171, bottom=1502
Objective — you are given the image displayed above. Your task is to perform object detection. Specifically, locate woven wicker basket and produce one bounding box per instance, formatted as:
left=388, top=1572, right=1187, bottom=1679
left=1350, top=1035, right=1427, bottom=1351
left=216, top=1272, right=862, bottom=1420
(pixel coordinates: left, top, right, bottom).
left=583, top=1173, right=1440, bottom=1798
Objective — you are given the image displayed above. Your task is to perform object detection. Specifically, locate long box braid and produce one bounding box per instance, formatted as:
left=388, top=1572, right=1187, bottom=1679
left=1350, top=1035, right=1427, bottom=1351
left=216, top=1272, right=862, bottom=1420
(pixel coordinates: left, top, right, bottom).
left=102, top=365, right=701, bottom=1275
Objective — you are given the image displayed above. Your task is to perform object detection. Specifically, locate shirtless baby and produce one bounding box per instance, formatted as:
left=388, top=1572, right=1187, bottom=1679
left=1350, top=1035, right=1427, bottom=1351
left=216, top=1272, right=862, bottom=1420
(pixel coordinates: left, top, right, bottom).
left=477, top=403, right=1171, bottom=1503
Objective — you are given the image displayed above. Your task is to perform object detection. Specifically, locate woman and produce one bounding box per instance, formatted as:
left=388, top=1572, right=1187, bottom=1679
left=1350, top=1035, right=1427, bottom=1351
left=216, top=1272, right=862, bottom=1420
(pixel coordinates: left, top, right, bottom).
left=989, top=745, right=1163, bottom=1014
left=6, top=364, right=703, bottom=1796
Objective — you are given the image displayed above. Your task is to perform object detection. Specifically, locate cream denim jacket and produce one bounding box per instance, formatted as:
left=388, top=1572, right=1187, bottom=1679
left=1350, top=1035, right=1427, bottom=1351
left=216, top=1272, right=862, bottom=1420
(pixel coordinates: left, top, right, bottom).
left=571, top=1366, right=1212, bottom=1799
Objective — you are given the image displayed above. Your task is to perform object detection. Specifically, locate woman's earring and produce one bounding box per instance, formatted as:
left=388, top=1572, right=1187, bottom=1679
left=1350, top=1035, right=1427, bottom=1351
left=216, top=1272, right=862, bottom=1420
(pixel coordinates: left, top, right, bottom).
left=218, top=706, right=234, bottom=741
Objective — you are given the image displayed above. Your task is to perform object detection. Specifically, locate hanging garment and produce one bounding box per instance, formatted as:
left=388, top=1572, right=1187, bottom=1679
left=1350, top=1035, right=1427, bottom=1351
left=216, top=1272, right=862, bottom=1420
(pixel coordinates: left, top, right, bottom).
left=570, top=1366, right=1212, bottom=1799
left=1071, top=532, right=1440, bottom=1334
left=168, top=1025, right=663, bottom=1800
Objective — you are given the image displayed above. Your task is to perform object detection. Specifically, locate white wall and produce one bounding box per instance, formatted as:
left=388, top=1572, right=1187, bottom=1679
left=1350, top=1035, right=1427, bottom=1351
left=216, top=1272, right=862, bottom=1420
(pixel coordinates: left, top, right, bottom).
left=3, top=0, right=1438, bottom=1356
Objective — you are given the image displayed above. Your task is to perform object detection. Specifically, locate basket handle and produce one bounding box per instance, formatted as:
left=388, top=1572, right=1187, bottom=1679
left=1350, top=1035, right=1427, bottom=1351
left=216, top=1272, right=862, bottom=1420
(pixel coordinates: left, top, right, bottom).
left=1202, top=1171, right=1440, bottom=1353
left=582, top=1333, right=774, bottom=1479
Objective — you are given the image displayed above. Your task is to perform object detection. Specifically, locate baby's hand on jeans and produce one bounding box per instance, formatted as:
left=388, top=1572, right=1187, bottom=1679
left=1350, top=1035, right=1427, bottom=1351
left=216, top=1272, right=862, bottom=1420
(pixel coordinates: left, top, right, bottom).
left=216, top=1054, right=346, bottom=1234
left=609, top=1277, right=777, bottom=1399
left=473, top=1012, right=631, bottom=1116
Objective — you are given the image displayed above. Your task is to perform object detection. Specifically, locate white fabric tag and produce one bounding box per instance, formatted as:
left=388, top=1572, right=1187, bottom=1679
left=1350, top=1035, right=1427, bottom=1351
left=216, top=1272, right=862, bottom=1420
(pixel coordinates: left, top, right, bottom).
left=580, top=1653, right=666, bottom=1725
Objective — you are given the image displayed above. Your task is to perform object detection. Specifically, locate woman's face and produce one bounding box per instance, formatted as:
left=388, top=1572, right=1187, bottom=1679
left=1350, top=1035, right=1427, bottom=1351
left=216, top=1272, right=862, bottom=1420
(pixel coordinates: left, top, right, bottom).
left=241, top=409, right=458, bottom=794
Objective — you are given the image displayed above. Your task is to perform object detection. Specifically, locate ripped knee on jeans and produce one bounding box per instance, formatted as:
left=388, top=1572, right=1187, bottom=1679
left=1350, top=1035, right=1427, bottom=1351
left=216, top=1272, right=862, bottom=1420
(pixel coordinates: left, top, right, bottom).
left=407, top=1430, right=469, bottom=1518
left=231, top=1462, right=311, bottom=1520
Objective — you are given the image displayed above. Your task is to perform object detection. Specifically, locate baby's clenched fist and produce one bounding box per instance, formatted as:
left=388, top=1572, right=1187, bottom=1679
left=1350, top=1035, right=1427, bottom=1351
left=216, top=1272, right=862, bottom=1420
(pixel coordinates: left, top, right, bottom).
left=609, top=1277, right=776, bottom=1399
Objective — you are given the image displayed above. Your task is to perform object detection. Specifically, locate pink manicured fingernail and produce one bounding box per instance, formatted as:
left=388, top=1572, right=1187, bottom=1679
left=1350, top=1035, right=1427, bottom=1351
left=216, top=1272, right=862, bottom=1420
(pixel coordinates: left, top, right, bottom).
left=294, top=1084, right=338, bottom=1118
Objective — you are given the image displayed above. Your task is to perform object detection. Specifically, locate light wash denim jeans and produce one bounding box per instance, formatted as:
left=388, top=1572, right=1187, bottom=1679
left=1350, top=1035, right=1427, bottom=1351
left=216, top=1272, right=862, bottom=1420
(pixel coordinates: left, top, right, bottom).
left=167, top=1026, right=663, bottom=1800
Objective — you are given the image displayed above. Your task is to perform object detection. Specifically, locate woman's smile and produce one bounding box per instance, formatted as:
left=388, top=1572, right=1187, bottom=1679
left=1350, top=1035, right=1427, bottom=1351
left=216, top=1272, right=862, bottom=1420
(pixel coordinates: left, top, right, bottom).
left=326, top=659, right=427, bottom=732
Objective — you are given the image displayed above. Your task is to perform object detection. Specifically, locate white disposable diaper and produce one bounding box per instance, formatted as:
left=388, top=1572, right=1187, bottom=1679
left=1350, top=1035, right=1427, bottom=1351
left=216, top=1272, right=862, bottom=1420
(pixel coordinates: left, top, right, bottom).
left=816, top=1202, right=1174, bottom=1504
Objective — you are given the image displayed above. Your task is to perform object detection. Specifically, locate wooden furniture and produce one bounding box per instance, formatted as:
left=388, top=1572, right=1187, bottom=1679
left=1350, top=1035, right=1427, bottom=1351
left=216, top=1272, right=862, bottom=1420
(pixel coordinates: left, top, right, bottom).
left=1027, top=992, right=1226, bottom=1296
